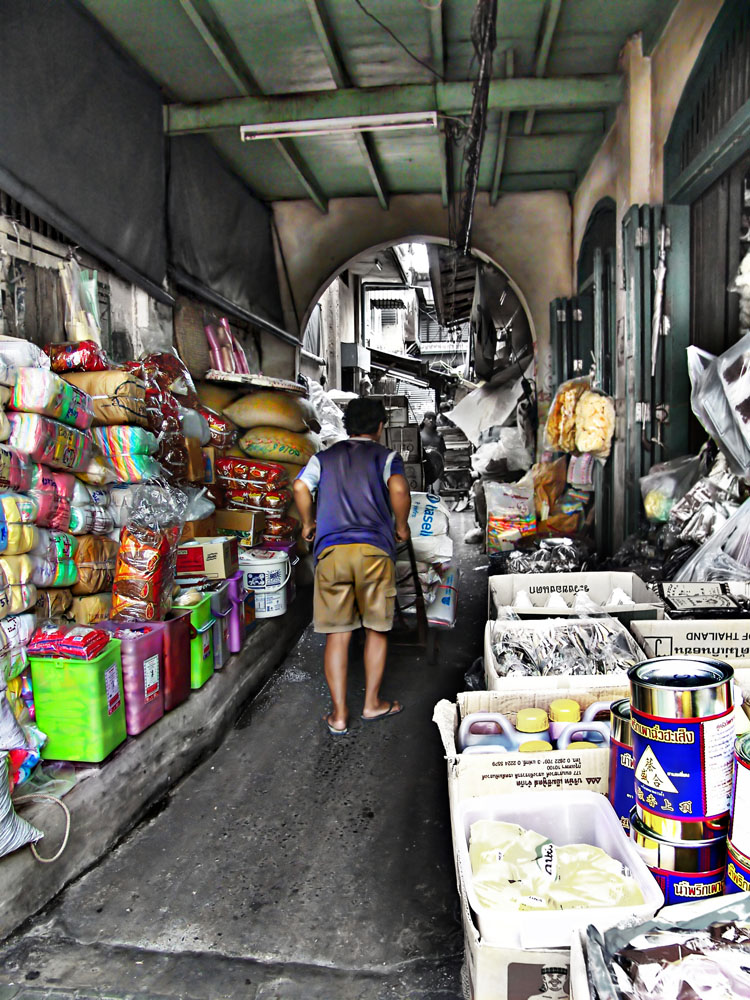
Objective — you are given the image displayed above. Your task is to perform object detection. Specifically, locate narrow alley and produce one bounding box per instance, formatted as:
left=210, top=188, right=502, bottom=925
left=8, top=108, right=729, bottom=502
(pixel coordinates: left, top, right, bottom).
left=0, top=515, right=486, bottom=1000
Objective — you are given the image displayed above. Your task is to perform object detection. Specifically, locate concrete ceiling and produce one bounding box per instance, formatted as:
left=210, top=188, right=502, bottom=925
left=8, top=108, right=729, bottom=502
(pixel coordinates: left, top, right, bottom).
left=79, top=0, right=680, bottom=210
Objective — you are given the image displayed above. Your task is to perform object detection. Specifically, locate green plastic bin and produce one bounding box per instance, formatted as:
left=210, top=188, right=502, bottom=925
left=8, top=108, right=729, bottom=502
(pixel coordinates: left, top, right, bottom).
left=172, top=595, right=215, bottom=690
left=190, top=618, right=215, bottom=689
left=30, top=640, right=127, bottom=763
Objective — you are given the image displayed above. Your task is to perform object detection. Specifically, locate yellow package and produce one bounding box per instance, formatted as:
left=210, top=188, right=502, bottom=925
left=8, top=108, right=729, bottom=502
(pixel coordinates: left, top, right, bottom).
left=0, top=495, right=38, bottom=554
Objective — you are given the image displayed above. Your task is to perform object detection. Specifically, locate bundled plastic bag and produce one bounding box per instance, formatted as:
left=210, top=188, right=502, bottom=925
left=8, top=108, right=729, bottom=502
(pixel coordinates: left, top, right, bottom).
left=688, top=336, right=750, bottom=475
left=58, top=258, right=101, bottom=344
left=0, top=752, right=42, bottom=858
left=673, top=496, right=750, bottom=581
left=111, top=483, right=188, bottom=621
left=545, top=378, right=589, bottom=451
left=640, top=455, right=702, bottom=522
left=44, top=340, right=109, bottom=373
left=9, top=369, right=94, bottom=430
left=486, top=481, right=536, bottom=553
left=6, top=414, right=93, bottom=472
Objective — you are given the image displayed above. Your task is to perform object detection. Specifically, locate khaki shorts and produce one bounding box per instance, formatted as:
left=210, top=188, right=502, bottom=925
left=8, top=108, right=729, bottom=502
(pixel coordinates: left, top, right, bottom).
left=314, top=543, right=396, bottom=634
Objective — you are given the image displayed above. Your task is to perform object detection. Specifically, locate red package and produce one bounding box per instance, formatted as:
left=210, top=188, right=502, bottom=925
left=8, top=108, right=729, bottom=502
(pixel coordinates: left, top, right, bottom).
left=224, top=486, right=292, bottom=513
left=28, top=622, right=110, bottom=659
left=127, top=353, right=198, bottom=406
left=196, top=405, right=238, bottom=451
left=263, top=516, right=298, bottom=539
left=44, top=340, right=109, bottom=373
left=216, top=457, right=289, bottom=490
left=126, top=359, right=189, bottom=481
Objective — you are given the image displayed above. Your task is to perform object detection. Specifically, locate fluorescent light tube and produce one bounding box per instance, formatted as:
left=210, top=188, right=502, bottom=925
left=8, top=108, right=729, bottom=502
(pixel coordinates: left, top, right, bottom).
left=240, top=111, right=437, bottom=141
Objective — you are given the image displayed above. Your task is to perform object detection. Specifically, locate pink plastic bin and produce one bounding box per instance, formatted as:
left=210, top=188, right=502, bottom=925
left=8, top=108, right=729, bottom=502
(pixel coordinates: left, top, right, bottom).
left=100, top=621, right=165, bottom=736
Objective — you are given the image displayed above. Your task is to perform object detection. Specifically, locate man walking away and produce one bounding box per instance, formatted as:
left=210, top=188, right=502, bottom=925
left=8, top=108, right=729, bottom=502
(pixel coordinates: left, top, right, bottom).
left=293, top=398, right=412, bottom=735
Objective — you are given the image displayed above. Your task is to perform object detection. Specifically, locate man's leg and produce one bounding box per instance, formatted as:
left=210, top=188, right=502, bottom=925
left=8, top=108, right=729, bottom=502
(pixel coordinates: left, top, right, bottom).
left=361, top=628, right=402, bottom=719
left=324, top=631, right=352, bottom=732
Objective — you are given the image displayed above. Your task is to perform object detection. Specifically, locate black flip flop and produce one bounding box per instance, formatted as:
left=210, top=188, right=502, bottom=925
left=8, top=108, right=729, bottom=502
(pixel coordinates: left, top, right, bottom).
left=360, top=701, right=404, bottom=722
left=324, top=714, right=349, bottom=736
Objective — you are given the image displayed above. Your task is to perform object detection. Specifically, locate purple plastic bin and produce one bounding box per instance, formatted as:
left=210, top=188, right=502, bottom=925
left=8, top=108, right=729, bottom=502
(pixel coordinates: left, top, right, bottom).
left=227, top=571, right=246, bottom=653
left=100, top=621, right=165, bottom=736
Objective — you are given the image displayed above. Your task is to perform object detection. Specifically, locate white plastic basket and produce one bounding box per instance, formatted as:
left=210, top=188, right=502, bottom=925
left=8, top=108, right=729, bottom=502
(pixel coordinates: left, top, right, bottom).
left=454, top=790, right=663, bottom=949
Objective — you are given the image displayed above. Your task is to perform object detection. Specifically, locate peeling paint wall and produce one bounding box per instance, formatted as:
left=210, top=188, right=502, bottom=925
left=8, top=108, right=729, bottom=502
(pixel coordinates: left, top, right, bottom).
left=272, top=191, right=572, bottom=404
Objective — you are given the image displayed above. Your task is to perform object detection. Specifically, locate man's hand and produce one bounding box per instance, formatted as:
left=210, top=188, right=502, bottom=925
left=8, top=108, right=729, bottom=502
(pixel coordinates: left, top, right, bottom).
left=395, top=522, right=411, bottom=542
left=302, top=521, right=316, bottom=543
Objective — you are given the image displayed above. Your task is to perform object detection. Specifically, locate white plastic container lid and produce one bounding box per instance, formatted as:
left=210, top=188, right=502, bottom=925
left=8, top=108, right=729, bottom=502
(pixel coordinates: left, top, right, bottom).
left=454, top=790, right=663, bottom=949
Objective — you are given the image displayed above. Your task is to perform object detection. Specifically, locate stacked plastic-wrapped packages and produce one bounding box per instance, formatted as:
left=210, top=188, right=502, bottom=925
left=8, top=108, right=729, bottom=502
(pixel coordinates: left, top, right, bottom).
left=219, top=388, right=321, bottom=548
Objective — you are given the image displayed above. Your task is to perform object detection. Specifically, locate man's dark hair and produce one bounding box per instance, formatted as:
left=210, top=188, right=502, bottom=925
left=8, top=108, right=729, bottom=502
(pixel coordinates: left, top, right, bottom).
left=345, top=397, right=387, bottom=435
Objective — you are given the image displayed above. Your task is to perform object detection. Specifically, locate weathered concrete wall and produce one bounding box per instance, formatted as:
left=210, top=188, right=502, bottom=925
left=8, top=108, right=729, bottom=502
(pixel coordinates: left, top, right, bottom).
left=571, top=0, right=724, bottom=548
left=273, top=191, right=572, bottom=403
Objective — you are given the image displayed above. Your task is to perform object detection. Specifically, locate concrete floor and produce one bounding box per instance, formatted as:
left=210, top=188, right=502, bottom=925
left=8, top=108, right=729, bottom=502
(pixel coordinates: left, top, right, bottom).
left=0, top=513, right=488, bottom=1000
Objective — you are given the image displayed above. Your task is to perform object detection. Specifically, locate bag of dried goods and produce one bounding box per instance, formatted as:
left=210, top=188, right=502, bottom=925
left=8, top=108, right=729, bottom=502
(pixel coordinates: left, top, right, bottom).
left=239, top=427, right=320, bottom=466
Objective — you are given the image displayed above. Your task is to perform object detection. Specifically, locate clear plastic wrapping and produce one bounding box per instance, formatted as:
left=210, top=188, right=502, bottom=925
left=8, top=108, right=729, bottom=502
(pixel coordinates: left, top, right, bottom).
left=111, top=483, right=188, bottom=621
left=640, top=455, right=701, bottom=522
left=489, top=616, right=644, bottom=678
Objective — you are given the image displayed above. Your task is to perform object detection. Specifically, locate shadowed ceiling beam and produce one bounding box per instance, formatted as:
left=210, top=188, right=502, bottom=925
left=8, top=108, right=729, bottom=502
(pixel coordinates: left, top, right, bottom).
left=490, top=49, right=514, bottom=205
left=524, top=0, right=563, bottom=135
left=302, top=0, right=388, bottom=208
left=178, top=0, right=328, bottom=212
left=165, top=76, right=624, bottom=132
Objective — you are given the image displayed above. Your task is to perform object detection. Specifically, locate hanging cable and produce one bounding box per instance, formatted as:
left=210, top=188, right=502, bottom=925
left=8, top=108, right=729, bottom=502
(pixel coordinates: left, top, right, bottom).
left=352, top=0, right=444, bottom=81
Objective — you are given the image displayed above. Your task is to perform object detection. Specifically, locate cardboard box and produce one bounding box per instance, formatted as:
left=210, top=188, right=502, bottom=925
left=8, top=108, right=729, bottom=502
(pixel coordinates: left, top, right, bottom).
left=651, top=581, right=747, bottom=617
left=489, top=571, right=664, bottom=626
left=632, top=618, right=750, bottom=668
left=215, top=509, right=266, bottom=545
left=183, top=436, right=205, bottom=483
left=458, top=856, right=571, bottom=1000
left=180, top=515, right=217, bottom=542
left=402, top=462, right=422, bottom=491
left=176, top=536, right=239, bottom=580
left=483, top=619, right=642, bottom=694
left=434, top=664, right=628, bottom=808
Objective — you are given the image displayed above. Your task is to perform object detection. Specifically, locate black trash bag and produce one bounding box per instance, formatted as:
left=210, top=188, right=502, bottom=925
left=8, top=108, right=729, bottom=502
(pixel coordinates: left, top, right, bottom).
left=463, top=657, right=486, bottom=691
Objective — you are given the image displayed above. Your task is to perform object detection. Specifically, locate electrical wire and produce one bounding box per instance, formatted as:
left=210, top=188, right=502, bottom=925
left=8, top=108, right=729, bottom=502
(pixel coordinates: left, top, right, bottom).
left=352, top=0, right=444, bottom=81
left=14, top=793, right=72, bottom=864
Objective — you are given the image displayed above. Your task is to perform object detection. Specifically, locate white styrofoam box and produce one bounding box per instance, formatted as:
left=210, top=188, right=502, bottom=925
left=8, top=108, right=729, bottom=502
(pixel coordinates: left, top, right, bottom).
left=454, top=791, right=663, bottom=950
left=488, top=571, right=664, bottom=623
left=483, top=619, right=642, bottom=692
left=458, top=848, right=571, bottom=1000
left=433, top=670, right=629, bottom=809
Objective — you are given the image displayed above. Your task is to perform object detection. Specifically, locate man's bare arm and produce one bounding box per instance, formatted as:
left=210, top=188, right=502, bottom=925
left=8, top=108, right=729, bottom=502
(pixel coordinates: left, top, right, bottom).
left=293, top=479, right=316, bottom=542
left=388, top=473, right=411, bottom=541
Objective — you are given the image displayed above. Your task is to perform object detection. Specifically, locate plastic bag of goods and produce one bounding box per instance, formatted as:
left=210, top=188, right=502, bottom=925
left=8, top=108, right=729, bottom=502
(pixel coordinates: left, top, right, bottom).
left=72, top=535, right=118, bottom=595
left=0, top=336, right=49, bottom=374
left=9, top=368, right=94, bottom=430
left=425, top=565, right=459, bottom=628
left=0, top=447, right=32, bottom=493
left=62, top=370, right=148, bottom=427
left=34, top=588, right=73, bottom=618
left=69, top=593, right=112, bottom=624
left=1, top=614, right=36, bottom=682
left=124, top=357, right=190, bottom=481
left=238, top=427, right=320, bottom=467
left=111, top=483, right=188, bottom=621
left=640, top=454, right=702, bottom=523
left=545, top=378, right=590, bottom=451
left=0, top=494, right=39, bottom=554
left=224, top=391, right=313, bottom=433
left=215, top=456, right=288, bottom=490
left=224, top=485, right=291, bottom=514
left=28, top=622, right=109, bottom=660
left=6, top=413, right=93, bottom=472
left=178, top=405, right=211, bottom=445
left=44, top=339, right=108, bottom=373
left=688, top=336, right=750, bottom=476
left=574, top=389, right=616, bottom=458
left=196, top=405, right=238, bottom=451
left=407, top=493, right=453, bottom=563
left=0, top=751, right=42, bottom=859
left=486, top=481, right=536, bottom=553
left=91, top=426, right=160, bottom=484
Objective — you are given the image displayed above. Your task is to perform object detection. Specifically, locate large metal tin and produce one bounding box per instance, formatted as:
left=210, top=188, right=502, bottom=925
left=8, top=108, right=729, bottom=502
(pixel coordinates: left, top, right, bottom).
left=628, top=657, right=735, bottom=828
left=630, top=809, right=726, bottom=905
left=725, top=841, right=750, bottom=895
left=608, top=699, right=634, bottom=832
left=728, top=732, right=750, bottom=861
left=610, top=698, right=631, bottom=745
